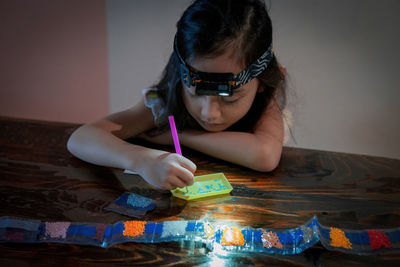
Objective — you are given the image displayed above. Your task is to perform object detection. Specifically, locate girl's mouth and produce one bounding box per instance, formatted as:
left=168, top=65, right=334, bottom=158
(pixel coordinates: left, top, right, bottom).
left=200, top=120, right=224, bottom=129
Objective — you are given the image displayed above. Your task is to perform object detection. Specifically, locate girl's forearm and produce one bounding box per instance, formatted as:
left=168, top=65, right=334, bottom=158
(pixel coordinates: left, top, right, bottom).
left=67, top=124, right=165, bottom=172
left=67, top=124, right=196, bottom=189
left=180, top=130, right=282, bottom=172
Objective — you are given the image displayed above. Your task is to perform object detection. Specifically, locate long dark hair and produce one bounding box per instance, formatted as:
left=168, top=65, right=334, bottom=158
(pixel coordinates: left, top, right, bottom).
left=153, top=0, right=286, bottom=132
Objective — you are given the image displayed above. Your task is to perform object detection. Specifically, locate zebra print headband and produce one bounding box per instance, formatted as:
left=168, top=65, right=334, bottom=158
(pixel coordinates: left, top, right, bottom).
left=235, top=45, right=274, bottom=86
left=174, top=35, right=274, bottom=96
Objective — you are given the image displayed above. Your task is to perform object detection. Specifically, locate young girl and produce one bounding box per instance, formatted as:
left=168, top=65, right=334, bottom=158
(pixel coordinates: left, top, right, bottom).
left=67, top=0, right=287, bottom=190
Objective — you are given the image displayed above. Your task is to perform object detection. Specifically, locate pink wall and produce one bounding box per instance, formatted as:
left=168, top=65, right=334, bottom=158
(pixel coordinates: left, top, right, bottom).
left=0, top=0, right=109, bottom=123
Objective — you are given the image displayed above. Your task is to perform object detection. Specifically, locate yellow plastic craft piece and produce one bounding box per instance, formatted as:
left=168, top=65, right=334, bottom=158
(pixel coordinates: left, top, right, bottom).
left=170, top=173, right=233, bottom=200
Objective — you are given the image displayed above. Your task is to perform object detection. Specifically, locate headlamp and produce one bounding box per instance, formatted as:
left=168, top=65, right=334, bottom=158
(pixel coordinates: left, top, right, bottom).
left=174, top=35, right=273, bottom=96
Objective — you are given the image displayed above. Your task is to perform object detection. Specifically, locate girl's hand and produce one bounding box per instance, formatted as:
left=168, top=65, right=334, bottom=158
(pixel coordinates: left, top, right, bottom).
left=138, top=152, right=196, bottom=190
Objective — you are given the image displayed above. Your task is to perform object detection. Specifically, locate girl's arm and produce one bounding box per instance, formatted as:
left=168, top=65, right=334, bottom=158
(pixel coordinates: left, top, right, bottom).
left=180, top=99, right=284, bottom=172
left=67, top=99, right=196, bottom=189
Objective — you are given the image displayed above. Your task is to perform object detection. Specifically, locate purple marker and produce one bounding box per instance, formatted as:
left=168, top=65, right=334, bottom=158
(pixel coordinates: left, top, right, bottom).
left=168, top=115, right=182, bottom=155
left=168, top=115, right=188, bottom=192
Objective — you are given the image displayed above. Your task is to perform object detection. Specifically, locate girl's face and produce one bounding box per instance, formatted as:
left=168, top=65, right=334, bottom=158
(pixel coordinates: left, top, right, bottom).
left=182, top=50, right=260, bottom=132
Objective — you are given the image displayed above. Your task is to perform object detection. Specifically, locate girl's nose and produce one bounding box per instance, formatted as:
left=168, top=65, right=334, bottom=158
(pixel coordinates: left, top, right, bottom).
left=201, top=96, right=221, bottom=121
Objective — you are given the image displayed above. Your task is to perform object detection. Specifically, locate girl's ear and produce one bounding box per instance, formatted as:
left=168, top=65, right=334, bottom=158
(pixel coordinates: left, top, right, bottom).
left=279, top=64, right=287, bottom=79
left=254, top=78, right=263, bottom=93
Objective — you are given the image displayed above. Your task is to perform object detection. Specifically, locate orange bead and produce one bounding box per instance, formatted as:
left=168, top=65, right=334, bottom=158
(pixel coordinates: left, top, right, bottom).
left=329, top=227, right=352, bottom=249
left=123, top=221, right=146, bottom=238
left=221, top=226, right=244, bottom=246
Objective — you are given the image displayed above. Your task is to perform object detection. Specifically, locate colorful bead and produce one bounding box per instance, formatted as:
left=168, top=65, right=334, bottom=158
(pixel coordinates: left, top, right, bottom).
left=4, top=229, right=24, bottom=241
left=300, top=226, right=314, bottom=242
left=161, top=221, right=188, bottom=238
left=329, top=227, right=352, bottom=249
left=203, top=222, right=215, bottom=239
left=123, top=221, right=146, bottom=237
left=367, top=230, right=392, bottom=250
left=95, top=224, right=108, bottom=241
left=221, top=226, right=244, bottom=246
left=127, top=194, right=152, bottom=208
left=261, top=230, right=283, bottom=249
left=45, top=222, right=70, bottom=239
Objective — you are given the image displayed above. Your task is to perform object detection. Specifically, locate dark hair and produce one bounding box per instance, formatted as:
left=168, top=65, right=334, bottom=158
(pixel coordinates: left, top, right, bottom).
left=153, top=0, right=286, bottom=132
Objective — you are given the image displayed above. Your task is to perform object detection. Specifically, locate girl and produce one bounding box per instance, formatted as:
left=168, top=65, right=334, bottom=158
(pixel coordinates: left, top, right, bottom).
left=67, top=0, right=287, bottom=190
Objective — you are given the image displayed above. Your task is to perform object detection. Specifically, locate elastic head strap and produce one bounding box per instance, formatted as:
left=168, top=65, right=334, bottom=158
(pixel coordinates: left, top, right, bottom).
left=174, top=34, right=274, bottom=89
left=233, top=45, right=274, bottom=86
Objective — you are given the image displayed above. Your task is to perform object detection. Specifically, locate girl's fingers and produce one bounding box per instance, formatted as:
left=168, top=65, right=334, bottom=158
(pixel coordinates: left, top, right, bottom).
left=174, top=164, right=195, bottom=186
left=177, top=155, right=197, bottom=173
left=164, top=163, right=194, bottom=188
left=159, top=153, right=196, bottom=189
left=168, top=176, right=187, bottom=189
left=162, top=182, right=174, bottom=190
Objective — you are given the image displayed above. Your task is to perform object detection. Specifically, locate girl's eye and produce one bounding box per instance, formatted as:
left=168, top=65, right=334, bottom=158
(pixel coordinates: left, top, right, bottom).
left=222, top=96, right=240, bottom=103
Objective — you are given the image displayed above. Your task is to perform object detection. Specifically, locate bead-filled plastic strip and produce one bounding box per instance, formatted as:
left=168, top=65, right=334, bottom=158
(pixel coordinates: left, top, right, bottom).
left=0, top=216, right=399, bottom=255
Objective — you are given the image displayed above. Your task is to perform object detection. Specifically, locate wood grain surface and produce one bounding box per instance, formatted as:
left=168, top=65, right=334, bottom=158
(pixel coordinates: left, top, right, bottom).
left=0, top=116, right=399, bottom=266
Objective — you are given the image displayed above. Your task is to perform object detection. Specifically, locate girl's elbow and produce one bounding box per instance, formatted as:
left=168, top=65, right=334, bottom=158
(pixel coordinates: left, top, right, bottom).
left=67, top=132, right=78, bottom=155
left=67, top=127, right=86, bottom=156
left=252, top=146, right=282, bottom=172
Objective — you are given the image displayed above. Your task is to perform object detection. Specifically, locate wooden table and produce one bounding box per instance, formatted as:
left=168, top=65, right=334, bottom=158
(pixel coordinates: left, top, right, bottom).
left=0, top=116, right=399, bottom=266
